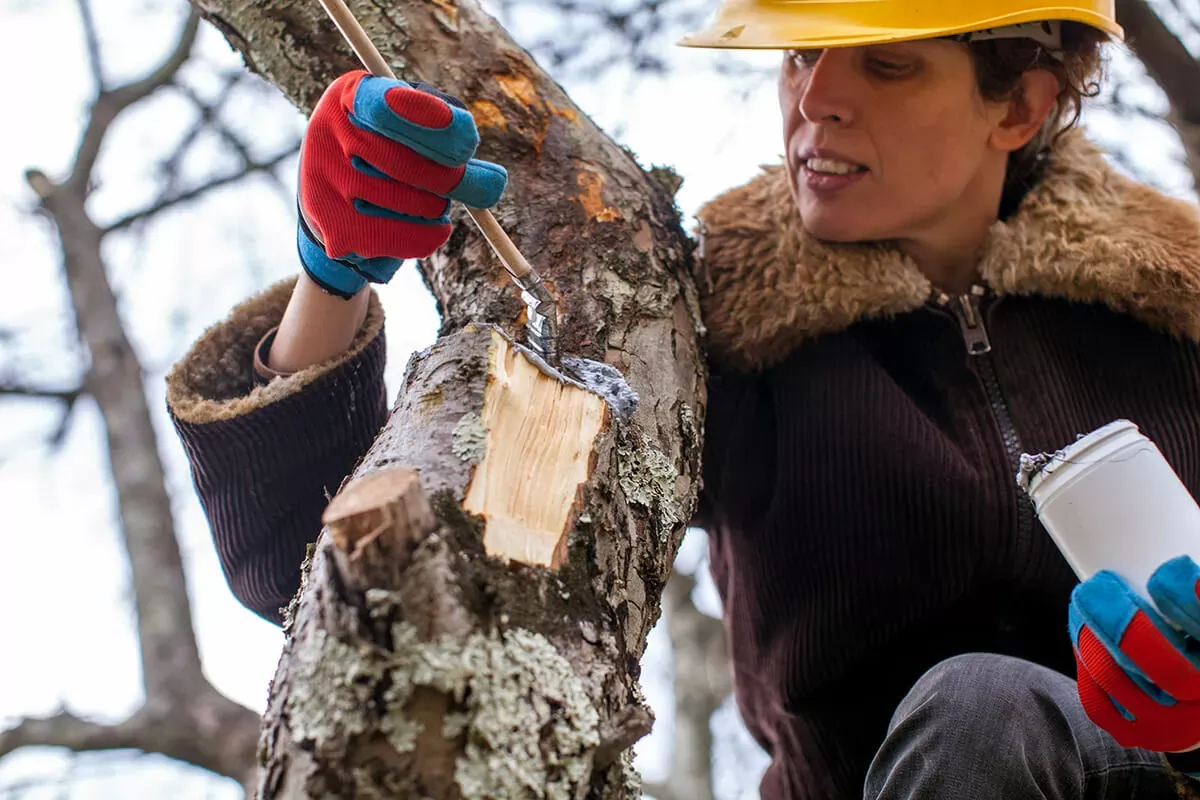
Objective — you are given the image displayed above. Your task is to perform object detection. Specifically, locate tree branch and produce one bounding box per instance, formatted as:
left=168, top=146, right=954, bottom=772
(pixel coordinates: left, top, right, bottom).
left=103, top=144, right=299, bottom=234
left=75, top=0, right=105, bottom=93
left=162, top=72, right=252, bottom=193
left=66, top=10, right=201, bottom=193
left=1, top=699, right=260, bottom=789
left=174, top=75, right=251, bottom=159
left=0, top=381, right=84, bottom=404
left=8, top=4, right=267, bottom=793
left=0, top=379, right=85, bottom=448
left=0, top=712, right=143, bottom=757
left=1116, top=0, right=1200, bottom=123
left=22, top=8, right=259, bottom=772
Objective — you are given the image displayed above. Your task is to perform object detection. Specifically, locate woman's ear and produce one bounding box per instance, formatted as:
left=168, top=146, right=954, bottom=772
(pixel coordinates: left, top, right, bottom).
left=990, top=68, right=1061, bottom=153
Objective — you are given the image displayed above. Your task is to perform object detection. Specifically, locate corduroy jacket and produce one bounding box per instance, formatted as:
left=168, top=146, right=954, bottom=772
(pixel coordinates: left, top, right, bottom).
left=168, top=130, right=1200, bottom=798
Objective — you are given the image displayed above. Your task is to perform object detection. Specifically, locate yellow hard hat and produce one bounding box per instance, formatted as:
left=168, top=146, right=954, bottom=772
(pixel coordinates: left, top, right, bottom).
left=678, top=0, right=1123, bottom=50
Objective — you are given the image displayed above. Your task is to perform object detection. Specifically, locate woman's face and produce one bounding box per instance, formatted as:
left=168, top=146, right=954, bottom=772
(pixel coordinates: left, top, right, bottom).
left=779, top=40, right=1019, bottom=246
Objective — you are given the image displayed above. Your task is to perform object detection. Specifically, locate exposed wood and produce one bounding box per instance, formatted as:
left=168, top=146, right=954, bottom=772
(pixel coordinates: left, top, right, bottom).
left=323, top=466, right=440, bottom=592
left=463, top=329, right=609, bottom=567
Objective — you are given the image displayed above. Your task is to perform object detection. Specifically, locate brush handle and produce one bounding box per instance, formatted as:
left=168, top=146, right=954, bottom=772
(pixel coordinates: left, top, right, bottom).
left=316, top=0, right=534, bottom=280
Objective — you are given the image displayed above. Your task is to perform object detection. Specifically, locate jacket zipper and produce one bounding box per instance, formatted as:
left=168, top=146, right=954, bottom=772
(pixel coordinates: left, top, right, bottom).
left=934, top=286, right=1035, bottom=568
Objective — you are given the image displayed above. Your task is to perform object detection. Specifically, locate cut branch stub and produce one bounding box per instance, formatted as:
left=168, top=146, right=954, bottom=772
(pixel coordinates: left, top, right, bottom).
left=462, top=329, right=609, bottom=568
left=323, top=465, right=438, bottom=592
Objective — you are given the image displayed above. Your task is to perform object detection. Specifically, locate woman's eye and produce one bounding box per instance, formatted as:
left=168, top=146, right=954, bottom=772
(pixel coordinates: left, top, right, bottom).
left=789, top=50, right=823, bottom=68
left=868, top=57, right=912, bottom=76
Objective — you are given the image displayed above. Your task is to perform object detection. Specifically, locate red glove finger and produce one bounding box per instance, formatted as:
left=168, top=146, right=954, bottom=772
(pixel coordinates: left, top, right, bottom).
left=1118, top=611, right=1200, bottom=701
left=332, top=72, right=469, bottom=194
left=337, top=171, right=451, bottom=223
left=301, top=107, right=451, bottom=260
left=1077, top=627, right=1200, bottom=752
left=1076, top=657, right=1143, bottom=741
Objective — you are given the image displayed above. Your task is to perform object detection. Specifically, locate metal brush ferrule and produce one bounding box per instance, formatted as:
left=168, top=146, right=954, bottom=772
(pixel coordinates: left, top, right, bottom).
left=514, top=272, right=559, bottom=365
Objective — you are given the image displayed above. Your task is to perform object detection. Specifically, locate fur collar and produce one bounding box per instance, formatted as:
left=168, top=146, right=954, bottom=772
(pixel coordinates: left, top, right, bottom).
left=694, top=131, right=1200, bottom=373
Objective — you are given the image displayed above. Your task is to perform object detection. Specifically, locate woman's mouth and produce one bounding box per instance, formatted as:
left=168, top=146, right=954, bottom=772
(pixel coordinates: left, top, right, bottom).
left=804, top=157, right=866, bottom=175
left=800, top=158, right=868, bottom=192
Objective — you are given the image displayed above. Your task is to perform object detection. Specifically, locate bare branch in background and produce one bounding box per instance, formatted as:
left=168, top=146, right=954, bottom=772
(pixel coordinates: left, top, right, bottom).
left=162, top=71, right=253, bottom=193
left=0, top=381, right=84, bottom=403
left=4, top=2, right=262, bottom=793
left=1116, top=0, right=1200, bottom=186
left=493, top=0, right=709, bottom=78
left=0, top=712, right=156, bottom=757
left=0, top=378, right=84, bottom=447
left=0, top=706, right=257, bottom=783
left=66, top=10, right=200, bottom=194
left=104, top=143, right=298, bottom=233
left=75, top=0, right=105, bottom=92
left=1118, top=0, right=1200, bottom=120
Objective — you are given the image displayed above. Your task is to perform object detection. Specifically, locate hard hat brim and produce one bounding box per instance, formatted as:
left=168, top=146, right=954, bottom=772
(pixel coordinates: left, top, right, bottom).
left=678, top=6, right=1123, bottom=49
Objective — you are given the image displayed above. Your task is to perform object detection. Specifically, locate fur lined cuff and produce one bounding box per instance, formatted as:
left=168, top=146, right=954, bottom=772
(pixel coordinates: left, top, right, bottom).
left=166, top=277, right=385, bottom=425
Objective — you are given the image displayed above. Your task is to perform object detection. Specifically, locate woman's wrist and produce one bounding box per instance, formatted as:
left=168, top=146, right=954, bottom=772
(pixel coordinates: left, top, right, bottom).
left=267, top=273, right=371, bottom=373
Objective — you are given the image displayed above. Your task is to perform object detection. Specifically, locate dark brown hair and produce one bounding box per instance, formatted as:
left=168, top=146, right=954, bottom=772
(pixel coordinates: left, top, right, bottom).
left=966, top=22, right=1108, bottom=192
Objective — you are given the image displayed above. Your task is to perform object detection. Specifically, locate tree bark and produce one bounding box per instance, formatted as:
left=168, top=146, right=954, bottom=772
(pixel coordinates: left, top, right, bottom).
left=190, top=0, right=705, bottom=796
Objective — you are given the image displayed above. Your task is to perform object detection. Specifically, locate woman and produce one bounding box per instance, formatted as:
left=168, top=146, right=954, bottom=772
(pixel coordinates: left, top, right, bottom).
left=166, top=0, right=1200, bottom=796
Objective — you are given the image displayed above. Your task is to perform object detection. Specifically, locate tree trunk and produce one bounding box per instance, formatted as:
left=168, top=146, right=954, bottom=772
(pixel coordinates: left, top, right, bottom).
left=190, top=1, right=705, bottom=796
left=644, top=569, right=731, bottom=800
left=4, top=12, right=266, bottom=791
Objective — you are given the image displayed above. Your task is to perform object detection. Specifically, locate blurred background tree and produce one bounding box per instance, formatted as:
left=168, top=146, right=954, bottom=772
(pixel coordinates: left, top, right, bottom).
left=0, top=0, right=1195, bottom=798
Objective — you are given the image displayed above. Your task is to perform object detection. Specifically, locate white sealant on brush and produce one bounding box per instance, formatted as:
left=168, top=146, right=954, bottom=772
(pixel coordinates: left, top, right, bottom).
left=510, top=338, right=639, bottom=421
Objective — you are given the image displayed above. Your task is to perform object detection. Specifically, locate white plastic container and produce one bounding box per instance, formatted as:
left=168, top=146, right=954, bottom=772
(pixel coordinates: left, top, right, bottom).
left=1017, top=419, right=1200, bottom=610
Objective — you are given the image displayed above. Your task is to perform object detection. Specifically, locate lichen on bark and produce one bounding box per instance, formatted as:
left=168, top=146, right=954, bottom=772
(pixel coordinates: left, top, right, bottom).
left=451, top=412, right=489, bottom=463
left=444, top=627, right=601, bottom=799
left=286, top=628, right=387, bottom=751
left=281, top=607, right=606, bottom=798
left=386, top=622, right=601, bottom=799
left=617, top=434, right=681, bottom=533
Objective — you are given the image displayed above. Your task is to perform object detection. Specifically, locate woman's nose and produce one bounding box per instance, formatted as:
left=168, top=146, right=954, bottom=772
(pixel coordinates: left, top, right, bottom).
left=796, top=51, right=855, bottom=125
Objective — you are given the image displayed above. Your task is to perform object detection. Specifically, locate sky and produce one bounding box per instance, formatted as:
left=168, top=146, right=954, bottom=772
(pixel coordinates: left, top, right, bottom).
left=0, top=0, right=1191, bottom=798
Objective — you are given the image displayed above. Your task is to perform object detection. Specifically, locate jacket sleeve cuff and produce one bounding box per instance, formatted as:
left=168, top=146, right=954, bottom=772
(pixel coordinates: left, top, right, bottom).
left=166, top=276, right=384, bottom=424
left=165, top=277, right=388, bottom=623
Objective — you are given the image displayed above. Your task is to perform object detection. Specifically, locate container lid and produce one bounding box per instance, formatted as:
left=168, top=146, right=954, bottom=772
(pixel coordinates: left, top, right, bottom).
left=1016, top=419, right=1139, bottom=496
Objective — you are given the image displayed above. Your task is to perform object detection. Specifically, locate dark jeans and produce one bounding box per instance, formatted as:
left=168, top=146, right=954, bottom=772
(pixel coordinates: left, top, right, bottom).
left=864, top=653, right=1177, bottom=799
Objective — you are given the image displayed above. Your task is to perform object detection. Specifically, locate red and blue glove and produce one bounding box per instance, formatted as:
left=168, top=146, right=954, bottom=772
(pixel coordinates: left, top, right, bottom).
left=298, top=70, right=507, bottom=298
left=1070, top=556, right=1200, bottom=764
